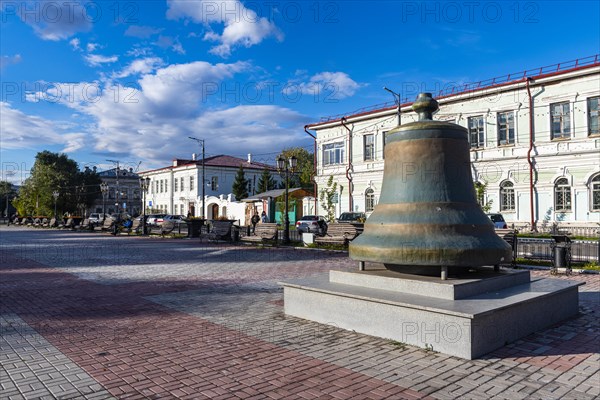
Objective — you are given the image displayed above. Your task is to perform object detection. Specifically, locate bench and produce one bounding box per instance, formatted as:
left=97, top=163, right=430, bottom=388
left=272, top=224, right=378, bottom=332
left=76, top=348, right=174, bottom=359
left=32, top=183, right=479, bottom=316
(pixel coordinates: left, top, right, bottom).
left=45, top=218, right=57, bottom=228
left=127, top=218, right=142, bottom=235
left=314, top=223, right=359, bottom=246
left=240, top=223, right=278, bottom=245
left=94, top=218, right=114, bottom=232
left=58, top=218, right=75, bottom=229
left=76, top=218, right=92, bottom=231
left=207, top=220, right=234, bottom=242
left=495, top=228, right=518, bottom=268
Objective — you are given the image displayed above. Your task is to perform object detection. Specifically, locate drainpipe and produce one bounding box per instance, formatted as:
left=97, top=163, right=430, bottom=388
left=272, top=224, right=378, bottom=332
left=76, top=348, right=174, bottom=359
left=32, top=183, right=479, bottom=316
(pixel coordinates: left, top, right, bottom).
left=341, top=117, right=353, bottom=212
left=526, top=78, right=537, bottom=232
left=304, top=125, right=318, bottom=214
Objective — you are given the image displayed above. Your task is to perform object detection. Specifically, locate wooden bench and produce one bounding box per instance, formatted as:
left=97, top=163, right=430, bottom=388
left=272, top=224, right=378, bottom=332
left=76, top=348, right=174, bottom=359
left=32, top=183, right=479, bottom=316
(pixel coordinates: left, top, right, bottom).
left=495, top=228, right=518, bottom=268
left=76, top=218, right=92, bottom=231
left=240, top=223, right=278, bottom=245
left=45, top=218, right=57, bottom=228
left=207, top=220, right=233, bottom=242
left=314, top=223, right=359, bottom=246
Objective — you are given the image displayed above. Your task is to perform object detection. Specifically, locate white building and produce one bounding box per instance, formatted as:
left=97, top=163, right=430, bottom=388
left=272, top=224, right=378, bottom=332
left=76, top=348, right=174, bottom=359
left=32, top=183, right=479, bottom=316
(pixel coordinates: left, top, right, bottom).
left=139, top=154, right=280, bottom=218
left=306, top=57, right=600, bottom=230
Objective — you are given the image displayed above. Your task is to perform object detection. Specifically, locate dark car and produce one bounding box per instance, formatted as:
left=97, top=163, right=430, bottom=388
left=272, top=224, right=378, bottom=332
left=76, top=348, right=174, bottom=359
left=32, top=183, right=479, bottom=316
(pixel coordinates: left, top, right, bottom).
left=337, top=212, right=366, bottom=223
left=295, top=215, right=327, bottom=234
left=487, top=213, right=508, bottom=229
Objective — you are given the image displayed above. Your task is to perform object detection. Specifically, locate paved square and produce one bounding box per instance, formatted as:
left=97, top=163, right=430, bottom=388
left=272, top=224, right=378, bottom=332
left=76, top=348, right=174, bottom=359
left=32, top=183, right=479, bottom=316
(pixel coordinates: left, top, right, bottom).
left=1, top=226, right=598, bottom=399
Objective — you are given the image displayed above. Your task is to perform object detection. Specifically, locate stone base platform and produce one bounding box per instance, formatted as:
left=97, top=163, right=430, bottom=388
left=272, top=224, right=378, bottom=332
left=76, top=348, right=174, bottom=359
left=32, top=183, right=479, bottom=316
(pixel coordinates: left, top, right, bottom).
left=280, top=268, right=584, bottom=359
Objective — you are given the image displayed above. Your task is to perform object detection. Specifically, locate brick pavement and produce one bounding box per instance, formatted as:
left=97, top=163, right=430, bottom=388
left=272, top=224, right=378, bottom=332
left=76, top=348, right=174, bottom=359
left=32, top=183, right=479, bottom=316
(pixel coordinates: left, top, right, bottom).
left=1, top=227, right=599, bottom=399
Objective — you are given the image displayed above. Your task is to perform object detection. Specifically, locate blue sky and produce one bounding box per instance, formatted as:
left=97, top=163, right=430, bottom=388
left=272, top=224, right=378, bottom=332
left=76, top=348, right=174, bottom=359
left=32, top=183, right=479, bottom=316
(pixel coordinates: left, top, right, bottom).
left=1, top=0, right=599, bottom=183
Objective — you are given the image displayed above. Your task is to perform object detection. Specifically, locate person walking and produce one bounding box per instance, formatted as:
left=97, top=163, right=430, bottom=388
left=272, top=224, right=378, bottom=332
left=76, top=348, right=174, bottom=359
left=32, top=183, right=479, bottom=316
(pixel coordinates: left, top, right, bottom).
left=251, top=212, right=260, bottom=233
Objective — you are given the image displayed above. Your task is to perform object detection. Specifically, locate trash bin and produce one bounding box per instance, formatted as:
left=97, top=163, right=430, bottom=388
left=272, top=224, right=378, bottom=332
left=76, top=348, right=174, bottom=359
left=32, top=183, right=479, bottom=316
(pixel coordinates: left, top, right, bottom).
left=231, top=226, right=240, bottom=242
left=551, top=235, right=572, bottom=268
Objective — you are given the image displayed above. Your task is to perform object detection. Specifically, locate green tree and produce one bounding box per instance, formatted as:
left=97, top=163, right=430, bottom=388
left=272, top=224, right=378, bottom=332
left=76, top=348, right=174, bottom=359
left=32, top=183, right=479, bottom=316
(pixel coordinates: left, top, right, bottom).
left=277, top=147, right=314, bottom=190
left=257, top=168, right=276, bottom=193
left=232, top=164, right=249, bottom=200
left=474, top=181, right=493, bottom=213
left=319, top=175, right=338, bottom=223
left=0, top=181, right=17, bottom=216
left=13, top=151, right=101, bottom=216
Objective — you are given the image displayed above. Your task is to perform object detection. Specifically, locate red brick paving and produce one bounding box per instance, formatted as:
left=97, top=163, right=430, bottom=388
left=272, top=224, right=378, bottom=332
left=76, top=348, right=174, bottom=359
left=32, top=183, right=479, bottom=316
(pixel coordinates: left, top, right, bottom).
left=1, top=250, right=419, bottom=399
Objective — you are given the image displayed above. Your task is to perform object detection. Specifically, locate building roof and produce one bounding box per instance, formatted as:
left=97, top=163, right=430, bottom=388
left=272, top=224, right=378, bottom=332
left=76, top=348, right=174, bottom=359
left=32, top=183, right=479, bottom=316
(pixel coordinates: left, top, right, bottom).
left=243, top=188, right=308, bottom=201
left=98, top=168, right=139, bottom=178
left=307, top=55, right=600, bottom=128
left=140, top=154, right=276, bottom=175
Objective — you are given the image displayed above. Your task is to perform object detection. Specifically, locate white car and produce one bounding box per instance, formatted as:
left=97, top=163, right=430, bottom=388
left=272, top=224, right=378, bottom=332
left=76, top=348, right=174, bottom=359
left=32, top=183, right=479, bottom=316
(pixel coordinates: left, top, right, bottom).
left=88, top=213, right=109, bottom=224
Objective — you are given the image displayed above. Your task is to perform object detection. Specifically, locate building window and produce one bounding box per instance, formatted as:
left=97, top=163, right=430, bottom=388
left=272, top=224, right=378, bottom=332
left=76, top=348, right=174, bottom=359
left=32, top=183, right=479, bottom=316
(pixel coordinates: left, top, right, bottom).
left=211, top=176, right=219, bottom=191
left=591, top=174, right=600, bottom=211
left=247, top=178, right=254, bottom=195
left=190, top=176, right=194, bottom=191
left=500, top=181, right=515, bottom=212
left=554, top=178, right=571, bottom=212
left=550, top=102, right=570, bottom=139
left=588, top=96, right=599, bottom=136
left=150, top=180, right=154, bottom=194
left=363, top=134, right=375, bottom=161
left=331, top=192, right=339, bottom=204
left=174, top=177, right=178, bottom=192
left=365, top=188, right=376, bottom=212
left=133, top=189, right=140, bottom=200
left=174, top=204, right=178, bottom=214
left=160, top=180, right=163, bottom=193
left=497, top=112, right=514, bottom=145
left=468, top=116, right=484, bottom=149
left=121, top=189, right=128, bottom=199
left=323, top=142, right=345, bottom=165
left=108, top=188, right=115, bottom=199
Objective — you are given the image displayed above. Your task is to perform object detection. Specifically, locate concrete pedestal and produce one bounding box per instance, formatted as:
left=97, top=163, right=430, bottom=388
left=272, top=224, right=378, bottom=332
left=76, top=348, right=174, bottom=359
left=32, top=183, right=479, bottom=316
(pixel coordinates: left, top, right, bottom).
left=280, top=268, right=583, bottom=359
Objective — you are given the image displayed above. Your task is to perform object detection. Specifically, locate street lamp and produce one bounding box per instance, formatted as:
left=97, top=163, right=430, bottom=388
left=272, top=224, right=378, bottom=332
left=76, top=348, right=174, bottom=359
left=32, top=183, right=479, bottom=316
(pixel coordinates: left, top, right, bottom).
left=188, top=137, right=205, bottom=219
left=277, top=155, right=297, bottom=245
left=52, top=190, right=59, bottom=219
left=100, top=182, right=108, bottom=221
left=139, top=177, right=150, bottom=235
left=384, top=86, right=402, bottom=126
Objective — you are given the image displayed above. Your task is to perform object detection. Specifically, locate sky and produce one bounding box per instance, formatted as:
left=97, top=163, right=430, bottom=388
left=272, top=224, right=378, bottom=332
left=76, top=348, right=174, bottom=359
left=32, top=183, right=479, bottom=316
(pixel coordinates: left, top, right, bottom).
left=1, top=0, right=599, bottom=184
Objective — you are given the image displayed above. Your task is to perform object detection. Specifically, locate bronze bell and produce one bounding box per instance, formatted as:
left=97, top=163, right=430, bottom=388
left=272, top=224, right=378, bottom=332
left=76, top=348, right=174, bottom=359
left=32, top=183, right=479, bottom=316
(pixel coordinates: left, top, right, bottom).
left=349, top=93, right=511, bottom=276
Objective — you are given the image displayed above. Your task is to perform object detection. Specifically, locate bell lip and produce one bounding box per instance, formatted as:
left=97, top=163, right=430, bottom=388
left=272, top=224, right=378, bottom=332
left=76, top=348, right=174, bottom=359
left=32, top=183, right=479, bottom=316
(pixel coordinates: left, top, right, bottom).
left=387, top=120, right=464, bottom=134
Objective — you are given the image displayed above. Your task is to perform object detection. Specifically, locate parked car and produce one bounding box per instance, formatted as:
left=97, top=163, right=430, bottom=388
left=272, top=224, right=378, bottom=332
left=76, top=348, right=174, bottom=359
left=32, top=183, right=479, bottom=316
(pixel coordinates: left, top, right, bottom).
left=162, top=215, right=186, bottom=225
left=296, top=215, right=327, bottom=235
left=146, top=214, right=167, bottom=226
left=337, top=212, right=366, bottom=223
left=88, top=213, right=109, bottom=224
left=487, top=213, right=508, bottom=229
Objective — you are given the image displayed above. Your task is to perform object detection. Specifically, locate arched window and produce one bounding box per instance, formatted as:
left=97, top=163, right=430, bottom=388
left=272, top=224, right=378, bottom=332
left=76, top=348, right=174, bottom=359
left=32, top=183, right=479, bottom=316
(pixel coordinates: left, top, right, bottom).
left=365, top=188, right=376, bottom=212
left=554, top=178, right=571, bottom=212
left=590, top=174, right=600, bottom=211
left=500, top=181, right=514, bottom=212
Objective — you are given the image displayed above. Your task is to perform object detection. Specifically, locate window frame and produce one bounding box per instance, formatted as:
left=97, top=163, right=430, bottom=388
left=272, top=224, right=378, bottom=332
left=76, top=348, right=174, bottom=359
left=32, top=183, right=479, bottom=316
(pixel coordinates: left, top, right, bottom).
left=500, top=181, right=515, bottom=212
left=363, top=134, right=375, bottom=161
left=211, top=176, right=219, bottom=191
left=554, top=178, right=572, bottom=212
left=588, top=96, right=600, bottom=136
left=550, top=101, right=571, bottom=140
left=497, top=111, right=515, bottom=146
left=467, top=115, right=485, bottom=149
left=591, top=174, right=600, bottom=212
left=322, top=141, right=345, bottom=166
left=190, top=176, right=194, bottom=191
left=365, top=188, right=376, bottom=212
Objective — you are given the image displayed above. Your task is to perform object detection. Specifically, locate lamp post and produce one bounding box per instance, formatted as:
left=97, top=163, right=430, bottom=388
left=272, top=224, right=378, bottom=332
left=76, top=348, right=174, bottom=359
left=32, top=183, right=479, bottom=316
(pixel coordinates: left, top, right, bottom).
left=384, top=86, right=402, bottom=126
left=52, top=190, right=59, bottom=219
left=277, top=155, right=297, bottom=245
left=139, top=177, right=150, bottom=235
left=100, top=182, right=108, bottom=221
left=188, top=137, right=205, bottom=219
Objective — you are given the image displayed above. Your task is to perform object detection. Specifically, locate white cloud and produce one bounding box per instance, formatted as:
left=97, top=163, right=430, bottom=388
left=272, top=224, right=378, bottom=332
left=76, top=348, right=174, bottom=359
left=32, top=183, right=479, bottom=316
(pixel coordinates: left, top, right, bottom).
left=285, top=71, right=362, bottom=100
left=69, top=38, right=81, bottom=50
left=17, top=0, right=92, bottom=41
left=0, top=54, right=22, bottom=69
left=114, top=57, right=165, bottom=78
left=84, top=54, right=118, bottom=67
left=167, top=0, right=282, bottom=57
left=86, top=42, right=99, bottom=52
left=154, top=35, right=186, bottom=55
left=0, top=102, right=86, bottom=152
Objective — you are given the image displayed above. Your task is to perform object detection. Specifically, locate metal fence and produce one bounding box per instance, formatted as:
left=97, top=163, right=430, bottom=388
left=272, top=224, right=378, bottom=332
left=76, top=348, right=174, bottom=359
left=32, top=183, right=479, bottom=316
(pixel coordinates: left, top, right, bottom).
left=516, top=238, right=599, bottom=264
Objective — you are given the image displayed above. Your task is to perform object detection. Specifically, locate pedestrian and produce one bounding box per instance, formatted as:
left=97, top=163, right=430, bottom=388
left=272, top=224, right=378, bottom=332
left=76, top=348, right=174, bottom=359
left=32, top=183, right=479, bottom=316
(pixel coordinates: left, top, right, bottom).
left=251, top=212, right=260, bottom=233
left=261, top=211, right=269, bottom=223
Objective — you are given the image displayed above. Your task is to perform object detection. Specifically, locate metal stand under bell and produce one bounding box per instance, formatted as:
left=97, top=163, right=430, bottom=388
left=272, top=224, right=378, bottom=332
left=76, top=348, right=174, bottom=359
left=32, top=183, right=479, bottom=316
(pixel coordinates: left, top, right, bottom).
left=441, top=266, right=448, bottom=280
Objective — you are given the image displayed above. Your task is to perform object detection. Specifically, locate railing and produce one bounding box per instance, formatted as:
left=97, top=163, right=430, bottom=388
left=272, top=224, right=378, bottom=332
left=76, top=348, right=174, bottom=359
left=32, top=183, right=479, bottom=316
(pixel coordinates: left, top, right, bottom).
left=517, top=238, right=599, bottom=263
left=317, top=55, right=600, bottom=124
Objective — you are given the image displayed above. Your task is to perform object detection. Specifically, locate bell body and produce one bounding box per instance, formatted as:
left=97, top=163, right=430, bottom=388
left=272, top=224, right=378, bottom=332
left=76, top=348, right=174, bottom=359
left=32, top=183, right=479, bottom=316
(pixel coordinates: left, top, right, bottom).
left=349, top=100, right=511, bottom=269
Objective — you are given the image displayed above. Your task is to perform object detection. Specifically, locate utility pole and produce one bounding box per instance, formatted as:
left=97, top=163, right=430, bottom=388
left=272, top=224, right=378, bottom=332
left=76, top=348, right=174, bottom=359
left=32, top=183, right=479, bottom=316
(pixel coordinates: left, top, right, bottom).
left=107, top=159, right=120, bottom=214
left=384, top=87, right=402, bottom=126
left=188, top=137, right=205, bottom=218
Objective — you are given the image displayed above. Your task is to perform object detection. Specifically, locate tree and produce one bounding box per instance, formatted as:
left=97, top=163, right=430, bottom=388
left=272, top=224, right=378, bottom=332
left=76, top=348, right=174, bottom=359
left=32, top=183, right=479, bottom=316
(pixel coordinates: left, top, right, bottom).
left=277, top=147, right=314, bottom=190
left=0, top=181, right=17, bottom=216
left=13, top=151, right=101, bottom=216
left=474, top=181, right=493, bottom=213
left=232, top=164, right=249, bottom=200
left=257, top=168, right=276, bottom=193
left=319, top=175, right=338, bottom=223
